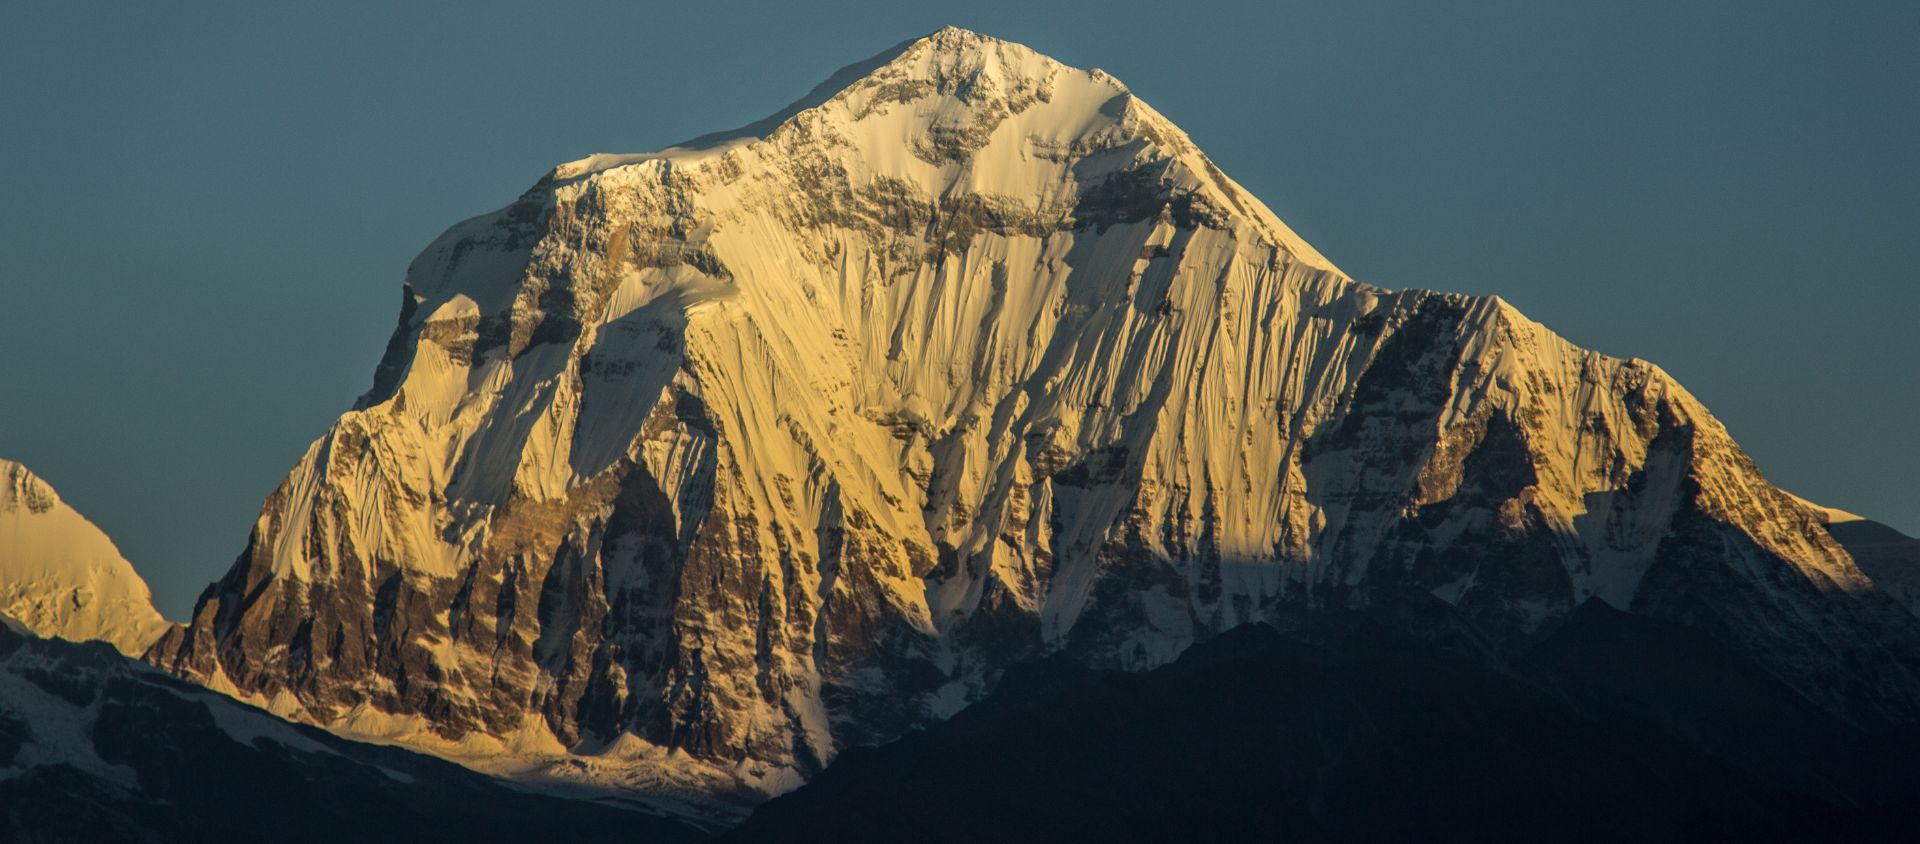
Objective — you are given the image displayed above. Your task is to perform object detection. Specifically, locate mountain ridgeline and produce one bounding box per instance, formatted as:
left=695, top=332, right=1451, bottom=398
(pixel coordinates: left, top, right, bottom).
left=145, top=27, right=1920, bottom=802
left=0, top=621, right=702, bottom=842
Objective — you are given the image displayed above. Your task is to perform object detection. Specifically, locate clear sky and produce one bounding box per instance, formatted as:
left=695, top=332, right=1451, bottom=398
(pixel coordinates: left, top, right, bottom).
left=2, top=1, right=1914, bottom=619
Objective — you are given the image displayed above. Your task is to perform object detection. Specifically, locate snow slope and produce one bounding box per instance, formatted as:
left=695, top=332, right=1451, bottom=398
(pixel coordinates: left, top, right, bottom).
left=0, top=460, right=167, bottom=656
left=149, top=27, right=1920, bottom=803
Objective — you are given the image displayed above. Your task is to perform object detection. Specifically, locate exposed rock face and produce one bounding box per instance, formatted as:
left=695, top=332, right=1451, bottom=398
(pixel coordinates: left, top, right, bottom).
left=148, top=27, right=1920, bottom=796
left=0, top=459, right=169, bottom=656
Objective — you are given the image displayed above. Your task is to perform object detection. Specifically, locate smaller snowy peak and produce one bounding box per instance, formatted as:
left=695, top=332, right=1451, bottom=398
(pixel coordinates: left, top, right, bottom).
left=0, top=460, right=168, bottom=656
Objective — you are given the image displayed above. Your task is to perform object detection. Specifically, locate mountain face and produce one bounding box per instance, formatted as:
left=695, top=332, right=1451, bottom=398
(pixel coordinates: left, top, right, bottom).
left=148, top=26, right=1920, bottom=798
left=725, top=606, right=1920, bottom=843
left=0, top=621, right=701, bottom=842
left=1822, top=514, right=1920, bottom=618
left=1, top=459, right=168, bottom=656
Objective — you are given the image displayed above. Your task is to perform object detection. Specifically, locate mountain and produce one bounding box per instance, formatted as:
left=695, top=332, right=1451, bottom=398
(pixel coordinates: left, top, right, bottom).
left=0, top=618, right=703, bottom=842
left=725, top=607, right=1920, bottom=843
left=1, top=459, right=168, bottom=656
left=147, top=26, right=1920, bottom=802
left=1823, top=515, right=1920, bottom=617
left=1786, top=490, right=1920, bottom=616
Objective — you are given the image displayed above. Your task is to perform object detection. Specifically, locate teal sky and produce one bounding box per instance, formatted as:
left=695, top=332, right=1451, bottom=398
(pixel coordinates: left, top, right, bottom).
left=2, top=1, right=1914, bottom=619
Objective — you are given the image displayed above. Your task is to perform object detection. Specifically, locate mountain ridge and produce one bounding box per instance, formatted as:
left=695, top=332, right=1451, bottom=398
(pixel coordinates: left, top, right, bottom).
left=144, top=26, right=1920, bottom=804
left=0, top=620, right=704, bottom=841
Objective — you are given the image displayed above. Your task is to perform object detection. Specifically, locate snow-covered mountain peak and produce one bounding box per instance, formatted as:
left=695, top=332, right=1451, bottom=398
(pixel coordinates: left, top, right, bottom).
left=151, top=29, right=1920, bottom=808
left=541, top=27, right=1334, bottom=272
left=551, top=25, right=1131, bottom=191
left=0, top=459, right=169, bottom=656
left=853, top=24, right=1101, bottom=97
left=555, top=26, right=1108, bottom=177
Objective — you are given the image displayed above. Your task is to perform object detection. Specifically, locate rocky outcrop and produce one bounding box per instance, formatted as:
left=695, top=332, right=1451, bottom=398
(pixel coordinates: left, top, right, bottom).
left=148, top=27, right=1920, bottom=799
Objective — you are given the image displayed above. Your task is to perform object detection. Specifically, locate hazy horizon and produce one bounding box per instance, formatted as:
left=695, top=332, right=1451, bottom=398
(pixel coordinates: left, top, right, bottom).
left=3, top=1, right=1914, bottom=619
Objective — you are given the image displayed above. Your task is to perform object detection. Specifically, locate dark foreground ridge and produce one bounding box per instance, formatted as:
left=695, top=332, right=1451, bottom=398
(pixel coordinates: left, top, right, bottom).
left=0, top=622, right=703, bottom=844
left=725, top=597, right=1920, bottom=844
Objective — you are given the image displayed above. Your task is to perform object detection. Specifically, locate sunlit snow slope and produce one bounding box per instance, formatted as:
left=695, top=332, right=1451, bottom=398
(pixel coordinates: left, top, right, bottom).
left=0, top=460, right=168, bottom=656
left=150, top=27, right=1920, bottom=800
